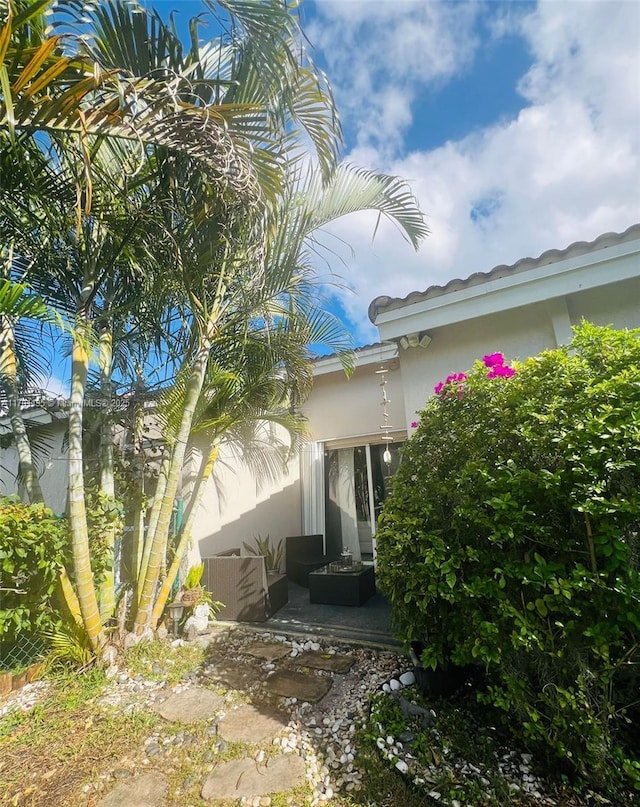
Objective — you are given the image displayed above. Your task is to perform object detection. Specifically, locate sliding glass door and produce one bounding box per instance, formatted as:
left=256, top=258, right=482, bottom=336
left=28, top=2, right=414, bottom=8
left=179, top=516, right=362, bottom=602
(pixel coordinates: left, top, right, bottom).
left=324, top=442, right=403, bottom=561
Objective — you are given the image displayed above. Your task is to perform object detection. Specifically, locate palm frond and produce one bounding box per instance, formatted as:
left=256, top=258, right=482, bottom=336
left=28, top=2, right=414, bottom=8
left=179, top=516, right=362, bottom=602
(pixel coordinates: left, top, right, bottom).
left=0, top=277, right=51, bottom=319
left=306, top=163, right=428, bottom=251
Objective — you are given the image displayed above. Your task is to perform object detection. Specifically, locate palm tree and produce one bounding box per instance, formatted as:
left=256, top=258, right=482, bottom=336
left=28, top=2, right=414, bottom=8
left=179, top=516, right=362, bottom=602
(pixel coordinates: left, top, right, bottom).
left=2, top=0, right=428, bottom=652
left=1, top=0, right=336, bottom=651
left=132, top=159, right=427, bottom=635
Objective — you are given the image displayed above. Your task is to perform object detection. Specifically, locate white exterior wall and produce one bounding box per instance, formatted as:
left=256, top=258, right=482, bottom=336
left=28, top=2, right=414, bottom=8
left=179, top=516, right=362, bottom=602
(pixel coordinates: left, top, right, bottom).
left=191, top=433, right=302, bottom=560
left=398, top=301, right=558, bottom=428
left=305, top=357, right=406, bottom=444
left=190, top=349, right=409, bottom=559
left=398, top=277, right=640, bottom=427
left=0, top=416, right=68, bottom=514
left=565, top=277, right=640, bottom=329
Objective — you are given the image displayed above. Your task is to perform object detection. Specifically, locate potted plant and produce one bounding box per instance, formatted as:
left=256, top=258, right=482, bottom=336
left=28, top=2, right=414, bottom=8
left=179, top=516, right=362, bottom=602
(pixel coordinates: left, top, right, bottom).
left=243, top=534, right=284, bottom=574
left=409, top=640, right=478, bottom=698
left=179, top=562, right=205, bottom=606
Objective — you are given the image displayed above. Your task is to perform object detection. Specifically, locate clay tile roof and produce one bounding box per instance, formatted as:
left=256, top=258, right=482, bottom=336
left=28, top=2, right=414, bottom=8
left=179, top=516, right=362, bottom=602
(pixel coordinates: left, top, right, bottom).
left=368, top=223, right=640, bottom=323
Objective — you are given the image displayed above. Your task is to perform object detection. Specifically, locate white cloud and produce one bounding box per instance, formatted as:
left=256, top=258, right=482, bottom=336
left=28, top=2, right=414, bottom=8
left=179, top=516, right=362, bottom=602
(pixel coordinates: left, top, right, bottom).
left=307, top=0, right=481, bottom=157
left=44, top=375, right=70, bottom=398
left=309, top=0, right=640, bottom=342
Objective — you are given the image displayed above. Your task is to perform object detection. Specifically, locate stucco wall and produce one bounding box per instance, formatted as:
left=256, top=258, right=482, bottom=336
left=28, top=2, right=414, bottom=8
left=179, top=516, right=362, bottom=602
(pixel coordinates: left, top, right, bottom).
left=190, top=433, right=302, bottom=561
left=304, top=358, right=406, bottom=444
left=398, top=277, right=640, bottom=428
left=398, top=301, right=557, bottom=427
left=190, top=353, right=408, bottom=559
left=565, top=276, right=640, bottom=329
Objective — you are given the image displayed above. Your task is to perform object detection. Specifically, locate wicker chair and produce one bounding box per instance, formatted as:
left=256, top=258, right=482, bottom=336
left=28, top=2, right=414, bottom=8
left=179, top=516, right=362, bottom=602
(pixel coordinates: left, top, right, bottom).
left=202, top=549, right=288, bottom=622
left=285, top=534, right=336, bottom=587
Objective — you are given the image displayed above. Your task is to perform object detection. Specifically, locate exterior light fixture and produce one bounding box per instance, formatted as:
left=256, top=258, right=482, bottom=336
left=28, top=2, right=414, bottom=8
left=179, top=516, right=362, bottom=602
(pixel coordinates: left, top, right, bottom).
left=167, top=600, right=185, bottom=637
left=399, top=332, right=432, bottom=350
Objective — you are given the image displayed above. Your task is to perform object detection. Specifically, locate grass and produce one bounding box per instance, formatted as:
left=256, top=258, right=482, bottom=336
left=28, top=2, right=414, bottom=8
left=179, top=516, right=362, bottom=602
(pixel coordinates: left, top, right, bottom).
left=124, top=637, right=206, bottom=684
left=0, top=667, right=162, bottom=806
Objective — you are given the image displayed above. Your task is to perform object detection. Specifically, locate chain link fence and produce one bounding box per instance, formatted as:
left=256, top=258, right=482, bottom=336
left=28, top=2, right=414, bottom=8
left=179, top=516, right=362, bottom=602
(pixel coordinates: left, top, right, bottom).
left=0, top=634, right=46, bottom=672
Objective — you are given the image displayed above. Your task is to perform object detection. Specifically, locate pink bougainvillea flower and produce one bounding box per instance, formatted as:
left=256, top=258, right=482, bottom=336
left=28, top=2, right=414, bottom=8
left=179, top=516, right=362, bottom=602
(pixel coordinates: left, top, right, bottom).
left=487, top=364, right=516, bottom=379
left=410, top=421, right=418, bottom=428
left=435, top=372, right=467, bottom=396
left=445, top=372, right=467, bottom=383
left=483, top=352, right=505, bottom=368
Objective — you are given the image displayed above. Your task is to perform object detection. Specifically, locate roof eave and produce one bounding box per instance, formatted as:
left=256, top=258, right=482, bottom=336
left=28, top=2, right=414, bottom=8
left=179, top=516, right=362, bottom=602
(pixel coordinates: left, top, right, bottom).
left=371, top=226, right=640, bottom=341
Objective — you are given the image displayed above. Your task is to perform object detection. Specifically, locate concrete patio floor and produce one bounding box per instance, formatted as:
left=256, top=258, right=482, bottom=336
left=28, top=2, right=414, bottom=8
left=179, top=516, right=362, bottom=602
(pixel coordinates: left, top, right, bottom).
left=244, top=578, right=402, bottom=649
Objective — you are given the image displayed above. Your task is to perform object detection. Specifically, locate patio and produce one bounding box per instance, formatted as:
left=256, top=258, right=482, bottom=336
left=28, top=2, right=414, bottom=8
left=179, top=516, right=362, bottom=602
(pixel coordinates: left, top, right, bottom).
left=240, top=578, right=401, bottom=649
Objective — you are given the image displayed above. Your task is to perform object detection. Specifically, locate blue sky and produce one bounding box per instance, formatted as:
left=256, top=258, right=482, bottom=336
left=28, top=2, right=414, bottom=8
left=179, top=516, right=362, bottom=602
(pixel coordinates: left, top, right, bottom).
left=45, top=0, right=640, bottom=393
left=290, top=0, right=640, bottom=344
left=153, top=0, right=640, bottom=346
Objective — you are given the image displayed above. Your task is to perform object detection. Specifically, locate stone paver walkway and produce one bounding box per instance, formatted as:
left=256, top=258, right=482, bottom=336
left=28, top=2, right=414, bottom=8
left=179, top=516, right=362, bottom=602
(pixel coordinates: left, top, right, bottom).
left=265, top=668, right=333, bottom=702
left=97, top=772, right=168, bottom=807
left=201, top=754, right=306, bottom=802
left=153, top=687, right=225, bottom=723
left=87, top=632, right=403, bottom=806
left=217, top=703, right=289, bottom=742
left=244, top=641, right=291, bottom=662
left=294, top=650, right=355, bottom=673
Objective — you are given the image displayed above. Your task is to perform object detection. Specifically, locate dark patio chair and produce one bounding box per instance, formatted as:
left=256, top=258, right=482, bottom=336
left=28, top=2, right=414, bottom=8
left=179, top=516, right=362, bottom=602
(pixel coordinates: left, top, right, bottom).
left=285, top=534, right=336, bottom=587
left=202, top=548, right=288, bottom=622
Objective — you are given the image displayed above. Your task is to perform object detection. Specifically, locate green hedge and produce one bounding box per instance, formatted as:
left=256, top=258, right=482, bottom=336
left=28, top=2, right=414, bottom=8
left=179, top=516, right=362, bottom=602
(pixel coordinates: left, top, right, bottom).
left=376, top=323, right=640, bottom=796
left=0, top=496, right=68, bottom=650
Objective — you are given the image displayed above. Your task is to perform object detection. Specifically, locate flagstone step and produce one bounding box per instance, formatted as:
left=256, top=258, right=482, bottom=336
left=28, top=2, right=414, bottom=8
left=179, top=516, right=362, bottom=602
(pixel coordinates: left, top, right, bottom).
left=153, top=687, right=225, bottom=723
left=97, top=772, right=168, bottom=807
left=201, top=753, right=306, bottom=802
left=291, top=650, right=355, bottom=673
left=264, top=668, right=333, bottom=702
left=243, top=641, right=291, bottom=662
left=217, top=704, right=289, bottom=743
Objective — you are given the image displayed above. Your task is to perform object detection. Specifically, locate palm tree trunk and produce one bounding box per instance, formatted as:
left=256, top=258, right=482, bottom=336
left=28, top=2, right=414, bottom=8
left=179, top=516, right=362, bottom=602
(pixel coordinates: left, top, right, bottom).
left=98, top=326, right=116, bottom=622
left=130, top=394, right=149, bottom=604
left=0, top=317, right=44, bottom=503
left=68, top=317, right=105, bottom=651
left=133, top=344, right=210, bottom=634
left=150, top=442, right=219, bottom=628
left=58, top=564, right=82, bottom=625
left=137, top=448, right=170, bottom=598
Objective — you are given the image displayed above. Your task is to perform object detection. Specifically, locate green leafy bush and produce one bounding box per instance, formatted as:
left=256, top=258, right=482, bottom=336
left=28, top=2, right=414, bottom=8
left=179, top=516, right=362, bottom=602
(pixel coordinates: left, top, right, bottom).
left=376, top=323, right=640, bottom=796
left=0, top=496, right=69, bottom=646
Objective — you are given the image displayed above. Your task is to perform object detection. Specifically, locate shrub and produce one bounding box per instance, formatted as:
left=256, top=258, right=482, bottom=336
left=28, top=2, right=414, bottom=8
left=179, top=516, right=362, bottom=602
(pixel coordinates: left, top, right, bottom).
left=0, top=496, right=69, bottom=649
left=376, top=323, right=640, bottom=796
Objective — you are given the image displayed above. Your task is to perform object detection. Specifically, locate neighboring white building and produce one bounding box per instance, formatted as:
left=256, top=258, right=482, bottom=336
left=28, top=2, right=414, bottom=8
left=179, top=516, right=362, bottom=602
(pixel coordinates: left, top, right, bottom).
left=3, top=225, right=639, bottom=569
left=0, top=405, right=68, bottom=513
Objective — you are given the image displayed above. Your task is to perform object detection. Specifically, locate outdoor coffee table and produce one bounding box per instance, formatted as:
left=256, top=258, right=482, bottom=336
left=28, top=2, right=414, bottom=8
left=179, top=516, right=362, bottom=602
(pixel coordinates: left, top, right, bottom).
left=308, top=561, right=376, bottom=606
